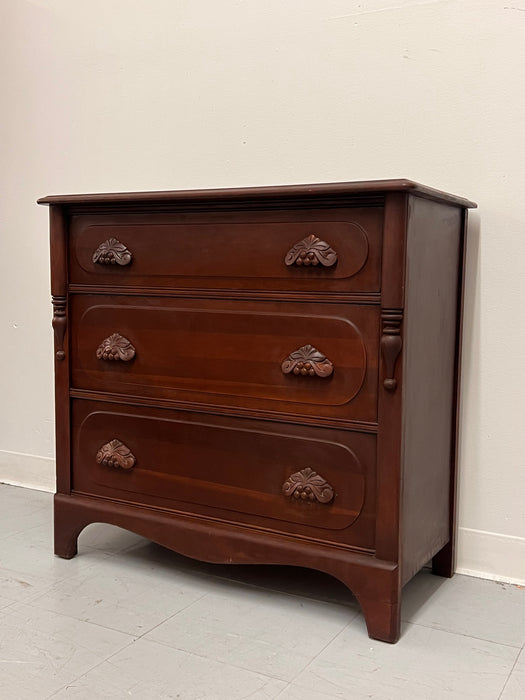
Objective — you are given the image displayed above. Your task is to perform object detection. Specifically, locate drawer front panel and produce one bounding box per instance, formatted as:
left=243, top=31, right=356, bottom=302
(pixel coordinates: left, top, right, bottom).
left=69, top=208, right=382, bottom=292
left=71, top=296, right=379, bottom=421
left=72, top=400, right=376, bottom=548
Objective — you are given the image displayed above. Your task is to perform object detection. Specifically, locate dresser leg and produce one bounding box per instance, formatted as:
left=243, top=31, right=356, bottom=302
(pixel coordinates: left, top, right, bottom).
left=357, top=596, right=401, bottom=643
left=54, top=519, right=78, bottom=559
left=54, top=494, right=80, bottom=559
left=54, top=534, right=78, bottom=559
left=431, top=540, right=455, bottom=578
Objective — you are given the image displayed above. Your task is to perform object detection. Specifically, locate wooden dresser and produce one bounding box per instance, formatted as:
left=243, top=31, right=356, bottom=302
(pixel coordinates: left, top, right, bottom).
left=39, top=180, right=476, bottom=643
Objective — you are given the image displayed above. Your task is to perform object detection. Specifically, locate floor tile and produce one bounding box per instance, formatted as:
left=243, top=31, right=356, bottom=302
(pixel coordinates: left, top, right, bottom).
left=188, top=562, right=357, bottom=608
left=0, top=529, right=110, bottom=605
left=0, top=483, right=51, bottom=513
left=0, top=486, right=51, bottom=540
left=4, top=518, right=54, bottom=550
left=291, top=617, right=519, bottom=699
left=500, top=646, right=525, bottom=699
left=1, top=483, right=523, bottom=700
left=28, top=547, right=219, bottom=636
left=0, top=530, right=105, bottom=579
left=2, top=499, right=147, bottom=555
left=50, top=638, right=288, bottom=699
left=146, top=582, right=355, bottom=682
left=77, top=523, right=149, bottom=553
left=0, top=603, right=133, bottom=700
left=403, top=569, right=525, bottom=647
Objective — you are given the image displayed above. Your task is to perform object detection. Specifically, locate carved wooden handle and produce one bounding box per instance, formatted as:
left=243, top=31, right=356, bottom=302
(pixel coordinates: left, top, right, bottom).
left=285, top=234, right=337, bottom=267
left=96, top=440, right=135, bottom=470
left=282, top=468, right=334, bottom=504
left=96, top=333, right=136, bottom=361
left=93, top=238, right=132, bottom=266
left=281, top=344, right=333, bottom=378
left=381, top=310, right=403, bottom=391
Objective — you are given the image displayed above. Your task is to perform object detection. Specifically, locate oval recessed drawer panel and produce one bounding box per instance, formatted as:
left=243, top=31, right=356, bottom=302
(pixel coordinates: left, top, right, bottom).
left=71, top=400, right=376, bottom=549
left=69, top=207, right=382, bottom=292
left=71, top=296, right=379, bottom=422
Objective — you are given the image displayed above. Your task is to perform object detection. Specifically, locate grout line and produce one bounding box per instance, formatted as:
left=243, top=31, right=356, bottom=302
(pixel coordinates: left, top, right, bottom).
left=273, top=682, right=292, bottom=699
left=9, top=597, right=141, bottom=639
left=22, top=587, right=211, bottom=639
left=137, top=634, right=299, bottom=684
left=497, top=645, right=522, bottom=700
left=408, top=619, right=524, bottom=651
left=272, top=608, right=362, bottom=690
left=134, top=589, right=211, bottom=640
left=8, top=555, right=115, bottom=608
left=44, top=635, right=138, bottom=699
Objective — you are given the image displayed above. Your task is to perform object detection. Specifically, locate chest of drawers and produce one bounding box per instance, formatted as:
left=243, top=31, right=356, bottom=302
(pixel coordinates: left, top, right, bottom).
left=39, top=180, right=476, bottom=643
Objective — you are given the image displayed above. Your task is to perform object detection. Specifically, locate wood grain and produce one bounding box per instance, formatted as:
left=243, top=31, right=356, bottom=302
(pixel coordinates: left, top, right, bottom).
left=67, top=207, right=382, bottom=293
left=70, top=295, right=379, bottom=422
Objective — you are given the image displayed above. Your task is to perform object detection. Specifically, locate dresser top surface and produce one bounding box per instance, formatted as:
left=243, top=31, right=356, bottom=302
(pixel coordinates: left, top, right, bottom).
left=37, top=179, right=476, bottom=209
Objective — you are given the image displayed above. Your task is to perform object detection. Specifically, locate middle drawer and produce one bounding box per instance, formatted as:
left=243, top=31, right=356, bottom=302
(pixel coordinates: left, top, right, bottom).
left=71, top=295, right=379, bottom=422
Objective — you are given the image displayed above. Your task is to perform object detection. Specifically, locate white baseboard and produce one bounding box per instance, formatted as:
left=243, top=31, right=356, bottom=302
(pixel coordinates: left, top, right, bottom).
left=1, top=451, right=524, bottom=585
left=0, top=449, right=55, bottom=493
left=457, top=526, right=525, bottom=586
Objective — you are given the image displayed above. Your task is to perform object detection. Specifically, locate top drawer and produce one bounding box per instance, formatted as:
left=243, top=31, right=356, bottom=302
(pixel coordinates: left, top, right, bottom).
left=68, top=207, right=383, bottom=293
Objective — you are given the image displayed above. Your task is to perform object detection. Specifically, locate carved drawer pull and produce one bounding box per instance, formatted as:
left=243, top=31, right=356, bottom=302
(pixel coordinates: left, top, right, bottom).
left=96, top=439, right=136, bottom=470
left=283, top=468, right=334, bottom=504
left=93, top=238, right=132, bottom=266
left=285, top=234, right=337, bottom=267
left=96, top=333, right=136, bottom=361
left=281, top=344, right=333, bottom=378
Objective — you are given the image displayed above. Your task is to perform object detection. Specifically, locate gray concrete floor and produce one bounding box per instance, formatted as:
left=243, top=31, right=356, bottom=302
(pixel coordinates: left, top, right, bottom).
left=0, top=483, right=523, bottom=699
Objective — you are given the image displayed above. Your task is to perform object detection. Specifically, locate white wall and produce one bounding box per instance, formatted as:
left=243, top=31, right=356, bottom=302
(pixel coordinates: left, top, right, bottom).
left=1, top=0, right=524, bottom=583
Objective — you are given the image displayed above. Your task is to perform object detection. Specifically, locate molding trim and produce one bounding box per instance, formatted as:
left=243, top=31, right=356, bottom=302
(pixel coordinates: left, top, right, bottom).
left=457, top=526, right=525, bottom=586
left=0, top=450, right=55, bottom=492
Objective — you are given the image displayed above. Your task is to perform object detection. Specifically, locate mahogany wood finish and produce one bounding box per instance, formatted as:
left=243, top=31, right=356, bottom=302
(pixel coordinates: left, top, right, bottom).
left=71, top=399, right=375, bottom=547
left=69, top=296, right=379, bottom=422
left=40, top=179, right=476, bottom=643
left=67, top=207, right=382, bottom=293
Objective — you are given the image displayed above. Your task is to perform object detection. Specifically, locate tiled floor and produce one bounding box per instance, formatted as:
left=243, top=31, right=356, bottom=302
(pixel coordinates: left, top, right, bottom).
left=0, top=484, right=523, bottom=700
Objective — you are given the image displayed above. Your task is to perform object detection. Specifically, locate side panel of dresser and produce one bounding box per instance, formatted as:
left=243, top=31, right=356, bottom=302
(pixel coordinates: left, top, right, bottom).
left=50, top=205, right=71, bottom=501
left=400, top=195, right=465, bottom=585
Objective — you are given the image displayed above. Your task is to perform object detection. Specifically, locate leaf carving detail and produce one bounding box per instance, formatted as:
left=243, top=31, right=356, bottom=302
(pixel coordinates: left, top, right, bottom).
left=282, top=468, right=334, bottom=504
left=281, top=344, right=333, bottom=378
left=96, top=439, right=136, bottom=470
left=96, top=333, right=136, bottom=361
left=93, top=238, right=132, bottom=266
left=285, top=234, right=337, bottom=267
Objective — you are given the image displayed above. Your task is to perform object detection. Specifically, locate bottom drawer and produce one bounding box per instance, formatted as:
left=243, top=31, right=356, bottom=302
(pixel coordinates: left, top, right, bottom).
left=71, top=400, right=376, bottom=550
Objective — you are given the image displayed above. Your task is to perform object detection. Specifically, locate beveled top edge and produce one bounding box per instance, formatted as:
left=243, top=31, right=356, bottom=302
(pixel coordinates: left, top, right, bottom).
left=37, top=179, right=477, bottom=208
